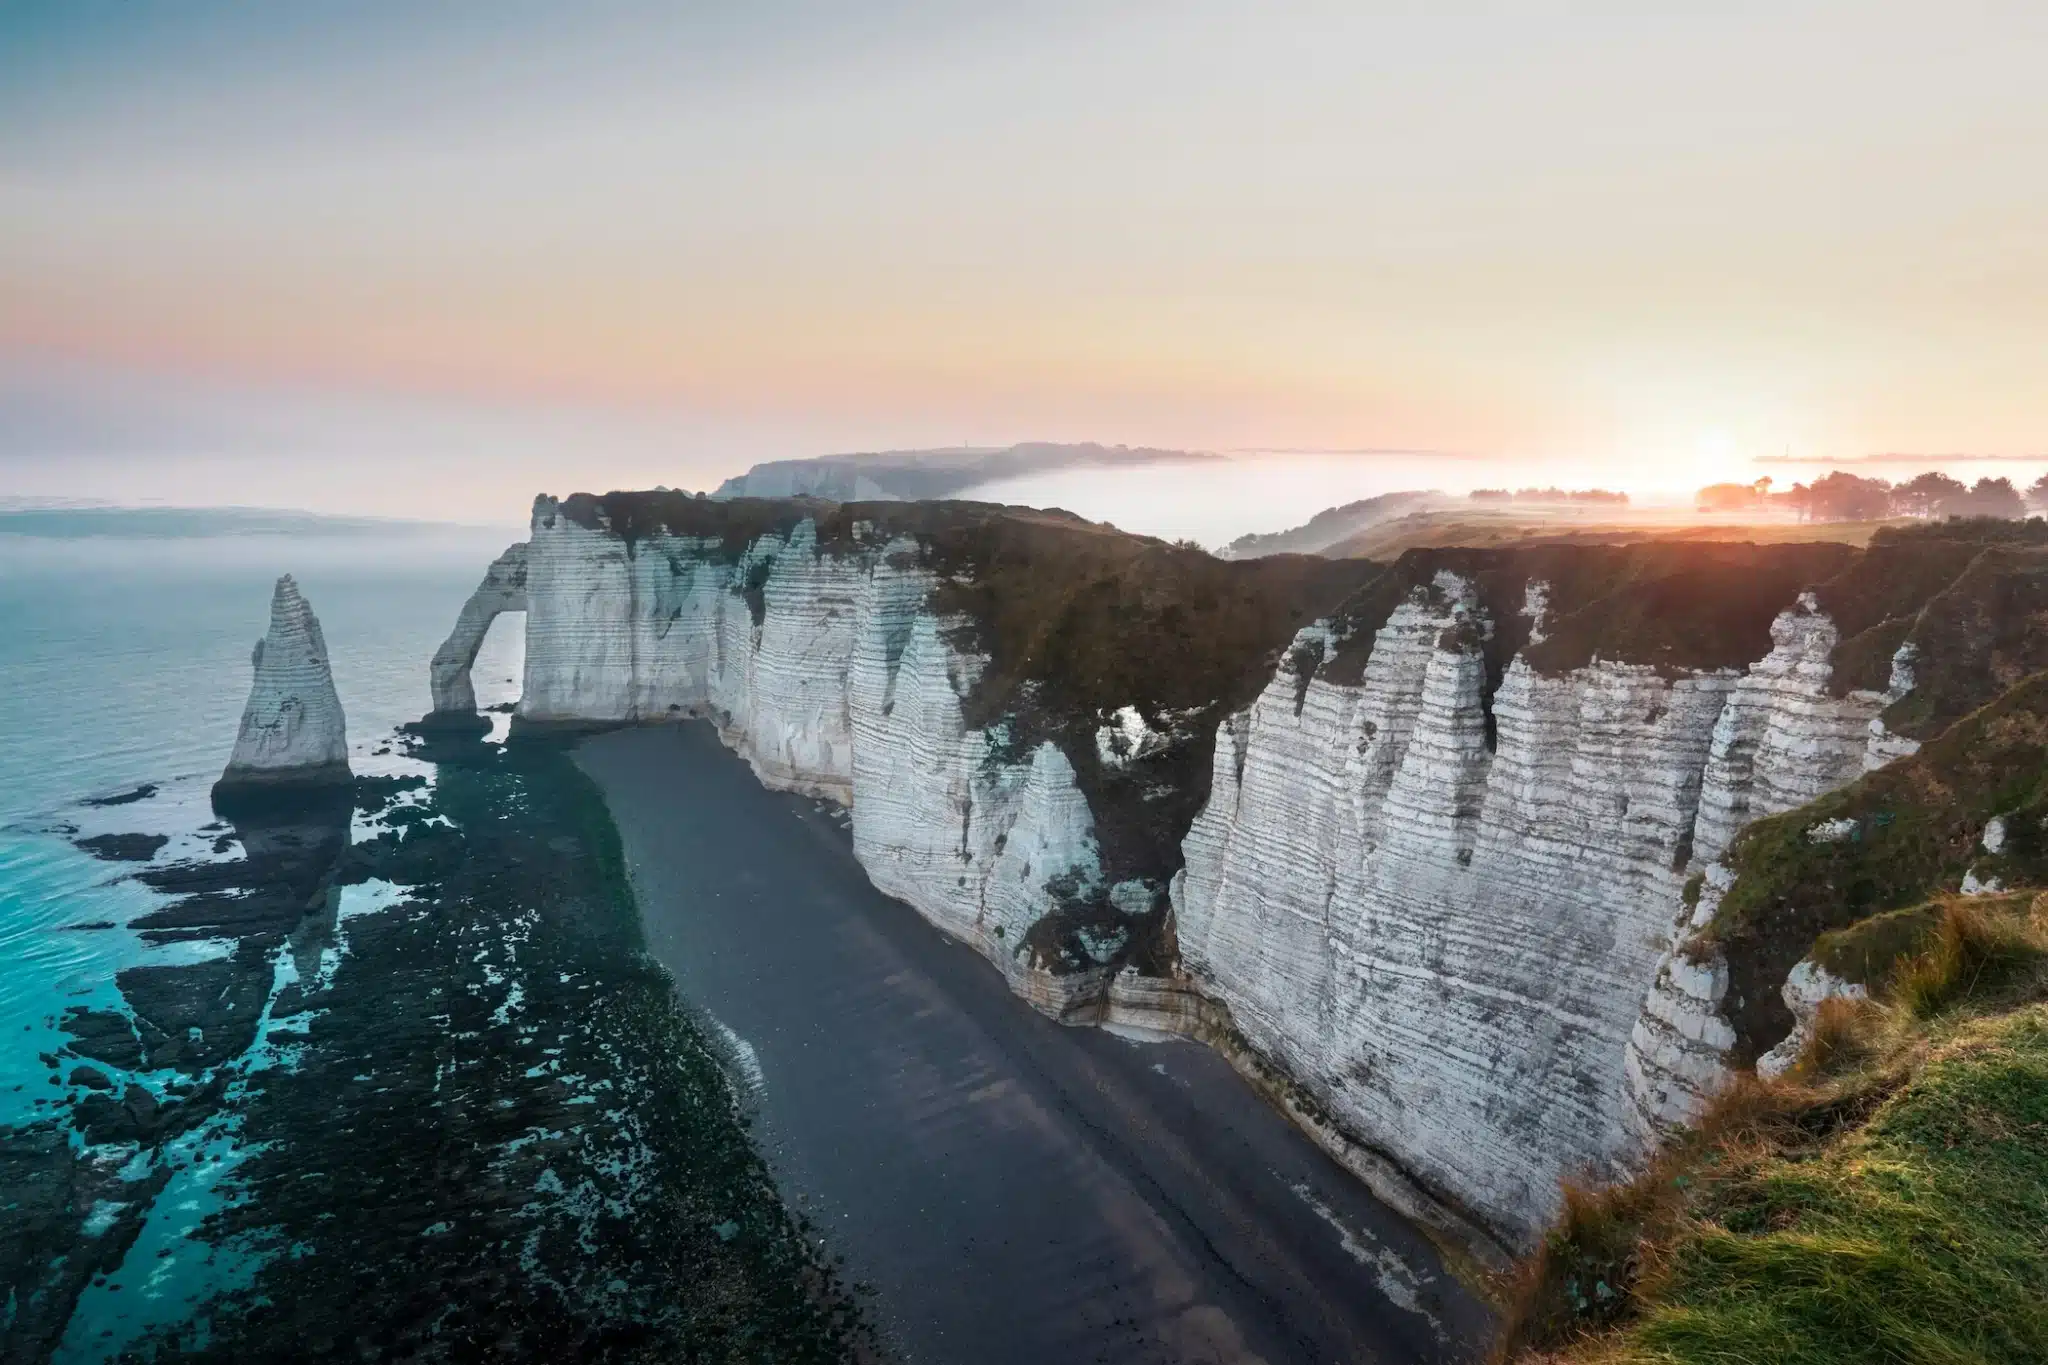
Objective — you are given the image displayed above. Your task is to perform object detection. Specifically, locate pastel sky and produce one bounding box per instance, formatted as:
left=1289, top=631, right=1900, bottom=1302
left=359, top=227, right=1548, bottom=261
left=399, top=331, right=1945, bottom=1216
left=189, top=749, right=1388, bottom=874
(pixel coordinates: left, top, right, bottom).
left=3, top=1, right=2045, bottom=523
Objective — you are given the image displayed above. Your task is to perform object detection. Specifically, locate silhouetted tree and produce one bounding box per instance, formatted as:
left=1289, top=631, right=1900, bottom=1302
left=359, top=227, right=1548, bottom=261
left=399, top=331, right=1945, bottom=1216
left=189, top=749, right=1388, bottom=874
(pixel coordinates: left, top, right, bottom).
left=2028, top=473, right=2048, bottom=512
left=1892, top=471, right=1966, bottom=517
left=1696, top=482, right=1761, bottom=512
left=1940, top=476, right=2026, bottom=520
left=1776, top=481, right=1813, bottom=522
left=1806, top=471, right=1892, bottom=522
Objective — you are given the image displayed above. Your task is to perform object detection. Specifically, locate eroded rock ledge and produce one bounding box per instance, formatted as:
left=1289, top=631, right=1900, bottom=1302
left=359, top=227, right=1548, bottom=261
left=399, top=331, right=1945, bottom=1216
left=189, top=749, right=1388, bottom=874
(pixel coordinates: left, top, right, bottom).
left=433, top=494, right=2048, bottom=1248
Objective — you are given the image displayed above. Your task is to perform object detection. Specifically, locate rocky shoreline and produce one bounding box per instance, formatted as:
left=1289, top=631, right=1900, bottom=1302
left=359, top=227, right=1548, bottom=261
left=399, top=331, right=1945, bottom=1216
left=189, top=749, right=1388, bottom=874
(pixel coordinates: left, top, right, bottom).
left=3, top=731, right=869, bottom=1364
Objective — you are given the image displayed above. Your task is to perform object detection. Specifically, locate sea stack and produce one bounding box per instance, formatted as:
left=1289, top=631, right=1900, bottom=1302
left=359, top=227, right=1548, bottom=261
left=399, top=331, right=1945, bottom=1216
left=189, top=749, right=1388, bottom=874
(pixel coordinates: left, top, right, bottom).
left=212, top=575, right=352, bottom=809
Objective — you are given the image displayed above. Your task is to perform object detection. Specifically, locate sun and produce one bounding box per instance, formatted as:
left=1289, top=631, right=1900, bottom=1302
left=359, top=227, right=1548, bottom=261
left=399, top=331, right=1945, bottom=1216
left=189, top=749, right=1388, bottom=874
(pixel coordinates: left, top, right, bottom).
left=1683, top=429, right=1744, bottom=489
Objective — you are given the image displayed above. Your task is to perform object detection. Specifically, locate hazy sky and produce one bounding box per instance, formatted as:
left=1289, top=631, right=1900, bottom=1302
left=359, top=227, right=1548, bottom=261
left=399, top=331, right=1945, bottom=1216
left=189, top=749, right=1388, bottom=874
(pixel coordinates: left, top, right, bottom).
left=4, top=2, right=2045, bottom=522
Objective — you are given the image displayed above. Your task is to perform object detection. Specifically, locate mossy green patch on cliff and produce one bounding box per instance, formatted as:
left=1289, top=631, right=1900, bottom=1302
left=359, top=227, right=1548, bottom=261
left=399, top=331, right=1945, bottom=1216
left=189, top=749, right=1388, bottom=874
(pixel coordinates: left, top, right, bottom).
left=1878, top=542, right=2048, bottom=739
left=1697, top=671, right=2048, bottom=1060
left=1808, top=903, right=1946, bottom=988
left=1817, top=518, right=2048, bottom=729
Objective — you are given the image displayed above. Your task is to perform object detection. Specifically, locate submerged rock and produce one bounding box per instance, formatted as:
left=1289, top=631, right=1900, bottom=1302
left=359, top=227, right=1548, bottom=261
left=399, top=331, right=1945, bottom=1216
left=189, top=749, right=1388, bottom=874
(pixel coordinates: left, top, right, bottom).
left=75, top=832, right=168, bottom=862
left=81, top=783, right=158, bottom=808
left=212, top=575, right=351, bottom=809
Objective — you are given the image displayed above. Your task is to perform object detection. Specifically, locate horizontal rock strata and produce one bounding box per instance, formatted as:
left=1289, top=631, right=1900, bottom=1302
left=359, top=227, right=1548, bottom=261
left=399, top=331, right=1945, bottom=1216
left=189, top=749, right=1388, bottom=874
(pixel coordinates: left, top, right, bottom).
left=1177, top=577, right=1921, bottom=1242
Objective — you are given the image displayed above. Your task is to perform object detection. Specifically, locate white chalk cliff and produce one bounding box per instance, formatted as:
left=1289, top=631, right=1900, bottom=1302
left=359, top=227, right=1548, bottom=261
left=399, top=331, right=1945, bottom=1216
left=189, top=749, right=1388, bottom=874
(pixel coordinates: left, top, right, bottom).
left=1176, top=583, right=1918, bottom=1239
left=438, top=498, right=1929, bottom=1247
left=216, top=574, right=351, bottom=796
left=447, top=500, right=1147, bottom=1024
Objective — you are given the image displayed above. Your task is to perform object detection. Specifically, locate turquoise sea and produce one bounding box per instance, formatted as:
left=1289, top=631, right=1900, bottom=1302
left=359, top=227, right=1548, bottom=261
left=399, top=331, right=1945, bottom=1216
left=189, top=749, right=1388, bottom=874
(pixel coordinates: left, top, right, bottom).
left=0, top=530, right=528, bottom=1105
left=0, top=526, right=529, bottom=1353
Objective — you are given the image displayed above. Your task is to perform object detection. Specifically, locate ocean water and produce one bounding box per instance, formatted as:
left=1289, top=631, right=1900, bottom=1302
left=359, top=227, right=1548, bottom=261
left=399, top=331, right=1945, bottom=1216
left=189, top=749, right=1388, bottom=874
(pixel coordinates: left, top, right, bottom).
left=0, top=527, right=871, bottom=1361
left=0, top=529, right=526, bottom=1125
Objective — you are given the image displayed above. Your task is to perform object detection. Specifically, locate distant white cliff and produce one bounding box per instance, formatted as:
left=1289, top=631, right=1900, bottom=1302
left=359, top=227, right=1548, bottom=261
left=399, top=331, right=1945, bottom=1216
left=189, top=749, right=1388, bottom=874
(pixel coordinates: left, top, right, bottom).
left=713, top=442, right=1221, bottom=502
left=214, top=574, right=351, bottom=802
left=434, top=497, right=1925, bottom=1248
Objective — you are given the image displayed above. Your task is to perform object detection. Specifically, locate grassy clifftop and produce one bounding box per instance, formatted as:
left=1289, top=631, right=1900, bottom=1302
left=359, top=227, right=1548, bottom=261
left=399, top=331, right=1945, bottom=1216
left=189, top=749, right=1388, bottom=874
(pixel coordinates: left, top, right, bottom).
left=547, top=497, right=2048, bottom=994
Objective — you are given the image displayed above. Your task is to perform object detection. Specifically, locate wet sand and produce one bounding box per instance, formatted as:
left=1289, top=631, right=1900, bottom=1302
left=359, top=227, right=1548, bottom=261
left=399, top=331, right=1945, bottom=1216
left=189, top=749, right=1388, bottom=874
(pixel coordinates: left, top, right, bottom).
left=578, top=723, right=1491, bottom=1365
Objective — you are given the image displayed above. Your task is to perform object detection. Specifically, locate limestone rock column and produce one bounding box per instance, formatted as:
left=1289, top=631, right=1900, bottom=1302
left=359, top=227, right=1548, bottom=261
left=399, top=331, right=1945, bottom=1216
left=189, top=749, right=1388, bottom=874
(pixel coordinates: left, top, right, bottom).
left=212, top=574, right=352, bottom=807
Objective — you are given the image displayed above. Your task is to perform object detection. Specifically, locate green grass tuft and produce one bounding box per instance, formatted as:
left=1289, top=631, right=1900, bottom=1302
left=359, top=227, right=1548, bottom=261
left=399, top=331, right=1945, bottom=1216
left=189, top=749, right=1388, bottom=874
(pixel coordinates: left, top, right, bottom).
left=1893, top=900, right=2047, bottom=1020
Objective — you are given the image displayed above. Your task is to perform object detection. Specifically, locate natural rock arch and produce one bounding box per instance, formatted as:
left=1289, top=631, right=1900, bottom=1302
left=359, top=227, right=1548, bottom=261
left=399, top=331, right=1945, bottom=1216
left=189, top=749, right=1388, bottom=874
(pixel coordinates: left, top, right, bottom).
left=427, top=542, right=529, bottom=724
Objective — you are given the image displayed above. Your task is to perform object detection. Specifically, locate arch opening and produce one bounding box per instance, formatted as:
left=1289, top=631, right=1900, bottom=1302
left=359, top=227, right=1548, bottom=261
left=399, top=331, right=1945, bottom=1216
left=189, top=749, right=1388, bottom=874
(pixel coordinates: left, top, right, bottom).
left=426, top=541, right=529, bottom=726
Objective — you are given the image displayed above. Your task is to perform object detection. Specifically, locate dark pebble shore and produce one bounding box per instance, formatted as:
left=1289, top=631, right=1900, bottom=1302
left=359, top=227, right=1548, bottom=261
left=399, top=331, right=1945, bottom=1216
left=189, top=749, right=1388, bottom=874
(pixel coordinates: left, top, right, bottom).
left=579, top=721, right=1493, bottom=1365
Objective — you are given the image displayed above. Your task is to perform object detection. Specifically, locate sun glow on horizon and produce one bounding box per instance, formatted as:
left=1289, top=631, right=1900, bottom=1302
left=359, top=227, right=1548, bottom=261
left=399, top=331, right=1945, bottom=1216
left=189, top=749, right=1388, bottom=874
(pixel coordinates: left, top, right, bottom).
left=3, top=4, right=2045, bottom=522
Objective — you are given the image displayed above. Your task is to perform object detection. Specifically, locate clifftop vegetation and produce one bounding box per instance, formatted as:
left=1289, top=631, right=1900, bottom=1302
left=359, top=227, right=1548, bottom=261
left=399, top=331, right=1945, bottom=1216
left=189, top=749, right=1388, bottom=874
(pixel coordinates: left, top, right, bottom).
left=1697, top=470, right=2047, bottom=523
left=550, top=496, right=2048, bottom=1006
left=1499, top=641, right=2048, bottom=1363
left=1498, top=893, right=2048, bottom=1365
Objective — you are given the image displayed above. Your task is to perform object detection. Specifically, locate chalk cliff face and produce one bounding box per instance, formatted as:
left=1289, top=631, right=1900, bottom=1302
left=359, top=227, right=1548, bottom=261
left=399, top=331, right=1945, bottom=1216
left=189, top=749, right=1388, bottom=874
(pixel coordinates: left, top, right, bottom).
left=437, top=495, right=2041, bottom=1248
left=1169, top=575, right=1922, bottom=1238
left=215, top=574, right=351, bottom=802
left=476, top=494, right=1343, bottom=1016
